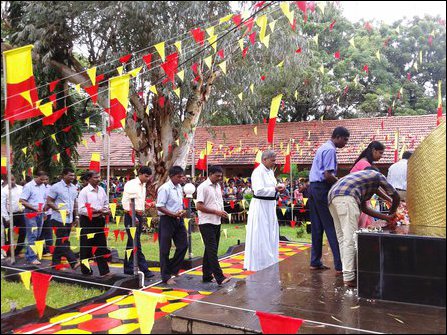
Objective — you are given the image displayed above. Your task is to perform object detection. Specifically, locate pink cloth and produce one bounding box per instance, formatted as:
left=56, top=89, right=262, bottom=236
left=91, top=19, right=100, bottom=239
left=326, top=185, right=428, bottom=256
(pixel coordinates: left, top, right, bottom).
left=350, top=159, right=371, bottom=173
left=350, top=159, right=373, bottom=228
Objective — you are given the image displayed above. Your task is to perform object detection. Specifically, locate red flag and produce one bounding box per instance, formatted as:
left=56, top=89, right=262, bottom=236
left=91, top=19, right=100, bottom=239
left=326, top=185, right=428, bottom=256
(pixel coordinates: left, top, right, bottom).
left=161, top=52, right=179, bottom=84
left=183, top=198, right=189, bottom=208
left=232, top=14, right=242, bottom=27
left=159, top=96, right=165, bottom=108
left=290, top=19, right=297, bottom=32
left=330, top=20, right=336, bottom=31
left=261, top=75, right=266, bottom=81
left=65, top=147, right=71, bottom=157
left=143, top=53, right=152, bottom=69
left=153, top=232, right=159, bottom=243
left=296, top=1, right=307, bottom=12
left=334, top=51, right=340, bottom=59
left=255, top=1, right=266, bottom=8
left=191, top=63, right=199, bottom=74
left=26, top=212, right=39, bottom=219
left=49, top=79, right=60, bottom=92
left=62, top=125, right=72, bottom=133
left=243, top=17, right=255, bottom=32
left=230, top=200, right=235, bottom=209
left=61, top=237, right=69, bottom=244
left=85, top=203, right=93, bottom=221
left=363, top=64, right=369, bottom=73
left=267, top=118, right=276, bottom=144
left=283, top=151, right=291, bottom=174
left=242, top=47, right=249, bottom=58
left=114, top=230, right=120, bottom=242
left=191, top=28, right=205, bottom=46
left=90, top=135, right=96, bottom=143
left=32, top=272, right=52, bottom=317
left=120, top=231, right=125, bottom=241
left=296, top=47, right=302, bottom=53
left=290, top=220, right=296, bottom=228
left=96, top=74, right=105, bottom=83
left=1, top=245, right=10, bottom=253
left=437, top=106, right=443, bottom=126
left=119, top=54, right=132, bottom=64
left=394, top=149, right=399, bottom=163
left=104, top=227, right=109, bottom=238
left=249, top=32, right=256, bottom=45
left=14, top=226, right=20, bottom=235
left=217, top=49, right=225, bottom=59
left=256, top=311, right=303, bottom=334
left=92, top=246, right=98, bottom=255
left=42, top=107, right=68, bottom=126
left=49, top=245, right=55, bottom=254
left=84, top=85, right=99, bottom=104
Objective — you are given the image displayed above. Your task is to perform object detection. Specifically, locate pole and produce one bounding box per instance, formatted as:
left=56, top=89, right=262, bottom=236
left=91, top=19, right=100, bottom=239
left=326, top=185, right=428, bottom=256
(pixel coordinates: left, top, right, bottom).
left=130, top=198, right=138, bottom=278
left=5, top=121, right=15, bottom=264
left=187, top=198, right=192, bottom=259
left=191, top=137, right=195, bottom=180
left=289, top=139, right=294, bottom=224
left=106, top=115, right=111, bottom=200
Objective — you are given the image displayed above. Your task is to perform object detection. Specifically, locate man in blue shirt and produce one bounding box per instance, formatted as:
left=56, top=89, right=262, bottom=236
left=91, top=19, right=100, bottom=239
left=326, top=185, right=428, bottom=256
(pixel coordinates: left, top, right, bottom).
left=46, top=167, right=80, bottom=271
left=20, top=171, right=49, bottom=265
left=156, top=166, right=187, bottom=285
left=308, top=127, right=350, bottom=274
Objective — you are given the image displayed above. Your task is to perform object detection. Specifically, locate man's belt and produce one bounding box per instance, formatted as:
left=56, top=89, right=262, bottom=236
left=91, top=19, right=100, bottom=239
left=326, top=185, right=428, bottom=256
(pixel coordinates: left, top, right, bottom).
left=253, top=195, right=277, bottom=201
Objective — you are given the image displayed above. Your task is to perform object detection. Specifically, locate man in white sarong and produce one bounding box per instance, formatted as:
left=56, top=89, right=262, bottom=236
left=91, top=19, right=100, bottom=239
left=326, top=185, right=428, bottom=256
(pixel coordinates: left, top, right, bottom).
left=244, top=150, right=285, bottom=271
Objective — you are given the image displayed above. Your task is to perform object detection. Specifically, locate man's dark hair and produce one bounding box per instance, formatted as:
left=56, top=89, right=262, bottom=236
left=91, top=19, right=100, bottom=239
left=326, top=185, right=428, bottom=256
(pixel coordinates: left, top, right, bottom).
left=169, top=166, right=184, bottom=177
left=62, top=167, right=75, bottom=176
left=332, top=127, right=350, bottom=139
left=35, top=170, right=48, bottom=177
left=208, top=165, right=223, bottom=175
left=402, top=151, right=413, bottom=160
left=84, top=170, right=99, bottom=181
left=138, top=166, right=152, bottom=175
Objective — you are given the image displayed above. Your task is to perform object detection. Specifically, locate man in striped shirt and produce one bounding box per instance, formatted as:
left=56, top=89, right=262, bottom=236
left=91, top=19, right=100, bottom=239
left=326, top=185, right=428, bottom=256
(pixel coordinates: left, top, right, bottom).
left=328, top=167, right=400, bottom=287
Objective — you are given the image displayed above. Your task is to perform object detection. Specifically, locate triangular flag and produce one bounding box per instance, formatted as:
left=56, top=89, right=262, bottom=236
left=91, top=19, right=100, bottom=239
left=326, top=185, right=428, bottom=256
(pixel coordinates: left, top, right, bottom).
left=277, top=60, right=284, bottom=68
left=206, top=26, right=215, bottom=37
left=154, top=41, right=165, bottom=61
left=204, top=55, right=213, bottom=69
left=174, top=88, right=181, bottom=98
left=133, top=290, right=167, bottom=334
left=130, top=227, right=137, bottom=239
left=250, top=83, right=254, bottom=94
left=109, top=203, right=117, bottom=218
left=34, top=240, right=44, bottom=259
left=269, top=20, right=276, bottom=32
left=21, top=147, right=27, bottom=155
left=129, top=67, right=142, bottom=78
left=223, top=229, right=228, bottom=239
left=281, top=208, right=287, bottom=217
left=177, top=69, right=185, bottom=82
left=146, top=217, right=152, bottom=226
left=219, top=14, right=233, bottom=24
left=349, top=37, right=356, bottom=48
left=208, top=35, right=218, bottom=52
left=256, top=311, right=303, bottom=334
left=149, top=85, right=157, bottom=95
left=238, top=92, right=243, bottom=101
left=116, top=66, right=123, bottom=75
left=20, top=271, right=32, bottom=290
left=38, top=102, right=53, bottom=117
left=376, top=50, right=381, bottom=61
left=253, top=126, right=258, bottom=135
left=184, top=219, right=189, bottom=232
left=59, top=209, right=67, bottom=226
left=81, top=258, right=91, bottom=270
left=115, top=215, right=121, bottom=226
left=87, top=233, right=95, bottom=239
left=87, top=67, right=97, bottom=85
left=174, top=41, right=182, bottom=54
left=85, top=117, right=90, bottom=128
left=126, top=249, right=133, bottom=260
left=75, top=84, right=81, bottom=93
left=218, top=61, right=227, bottom=75
left=32, top=272, right=52, bottom=317
left=303, top=198, right=308, bottom=206
left=262, top=34, right=270, bottom=48
left=76, top=227, right=81, bottom=240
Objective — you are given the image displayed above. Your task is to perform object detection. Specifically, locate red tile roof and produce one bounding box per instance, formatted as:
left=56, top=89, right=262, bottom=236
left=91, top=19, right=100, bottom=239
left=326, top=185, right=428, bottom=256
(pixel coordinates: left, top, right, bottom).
left=75, top=114, right=440, bottom=169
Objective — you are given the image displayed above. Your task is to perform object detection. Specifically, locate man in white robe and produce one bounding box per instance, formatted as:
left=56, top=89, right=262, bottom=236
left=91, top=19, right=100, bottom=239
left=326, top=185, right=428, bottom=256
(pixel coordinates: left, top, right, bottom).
left=244, top=150, right=285, bottom=271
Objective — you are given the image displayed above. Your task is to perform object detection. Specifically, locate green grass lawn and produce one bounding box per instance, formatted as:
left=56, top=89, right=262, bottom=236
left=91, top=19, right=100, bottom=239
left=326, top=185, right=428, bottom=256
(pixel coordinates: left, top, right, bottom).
left=1, top=223, right=311, bottom=314
left=1, top=271, right=104, bottom=314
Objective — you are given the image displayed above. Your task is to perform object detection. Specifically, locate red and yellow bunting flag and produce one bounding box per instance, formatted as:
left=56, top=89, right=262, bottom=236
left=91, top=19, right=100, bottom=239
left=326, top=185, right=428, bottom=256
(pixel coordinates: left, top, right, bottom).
left=437, top=80, right=443, bottom=126
left=268, top=94, right=283, bottom=143
left=161, top=52, right=179, bottom=84
left=42, top=107, right=68, bottom=126
left=1, top=157, right=7, bottom=175
left=89, top=153, right=101, bottom=172
left=283, top=143, right=291, bottom=173
left=108, top=74, right=131, bottom=130
left=196, top=150, right=207, bottom=171
left=256, top=311, right=303, bottom=334
left=254, top=150, right=263, bottom=168
left=32, top=272, right=52, bottom=317
left=3, top=45, right=40, bottom=122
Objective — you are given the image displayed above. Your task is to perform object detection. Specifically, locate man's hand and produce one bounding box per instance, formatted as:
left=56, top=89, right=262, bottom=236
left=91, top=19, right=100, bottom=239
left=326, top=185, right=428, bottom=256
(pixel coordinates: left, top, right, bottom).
left=276, top=183, right=286, bottom=193
left=215, top=210, right=228, bottom=219
left=72, top=218, right=79, bottom=227
left=175, top=210, right=187, bottom=218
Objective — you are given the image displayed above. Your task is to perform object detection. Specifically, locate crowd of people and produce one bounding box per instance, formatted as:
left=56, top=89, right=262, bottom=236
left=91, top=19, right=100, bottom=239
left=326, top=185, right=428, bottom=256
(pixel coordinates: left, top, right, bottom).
left=1, top=125, right=411, bottom=288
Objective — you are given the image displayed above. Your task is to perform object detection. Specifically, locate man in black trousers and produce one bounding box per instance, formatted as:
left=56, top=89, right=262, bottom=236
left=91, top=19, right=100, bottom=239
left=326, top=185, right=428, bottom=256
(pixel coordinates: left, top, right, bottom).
left=156, top=166, right=187, bottom=285
left=196, top=165, right=231, bottom=286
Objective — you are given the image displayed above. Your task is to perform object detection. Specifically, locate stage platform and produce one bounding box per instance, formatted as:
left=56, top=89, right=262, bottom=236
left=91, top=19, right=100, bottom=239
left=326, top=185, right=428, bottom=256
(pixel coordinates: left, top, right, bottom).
left=171, top=246, right=446, bottom=334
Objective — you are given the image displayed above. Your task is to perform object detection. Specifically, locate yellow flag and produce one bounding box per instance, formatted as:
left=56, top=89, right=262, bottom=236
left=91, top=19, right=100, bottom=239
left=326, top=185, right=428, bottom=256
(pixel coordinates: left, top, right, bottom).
left=116, top=215, right=121, bottom=226
left=253, top=126, right=258, bottom=135
left=20, top=271, right=32, bottom=290
left=130, top=227, right=137, bottom=239
left=154, top=41, right=165, bottom=61
left=85, top=117, right=90, bottom=128
left=174, top=88, right=181, bottom=98
left=376, top=50, right=381, bottom=61
left=129, top=67, right=142, bottom=78
left=238, top=92, right=243, bottom=101
left=184, top=219, right=189, bottom=232
left=281, top=208, right=287, bottom=217
left=116, top=66, right=123, bottom=75
left=223, top=229, right=228, bottom=239
left=82, top=139, right=88, bottom=148
left=55, top=153, right=60, bottom=162
left=238, top=39, right=244, bottom=51
left=175, top=139, right=180, bottom=146
left=174, top=41, right=182, bottom=54
left=147, top=217, right=152, bottom=226
left=250, top=83, right=254, bottom=94
left=75, top=84, right=81, bottom=93
left=81, top=259, right=91, bottom=270
left=126, top=249, right=133, bottom=260
left=205, top=26, right=215, bottom=37
left=21, top=147, right=27, bottom=155
left=218, top=61, right=227, bottom=75
left=317, top=1, right=326, bottom=14
left=59, top=209, right=67, bottom=225
left=269, top=94, right=283, bottom=119
left=228, top=213, right=232, bottom=223
left=87, top=67, right=97, bottom=85
left=219, top=14, right=233, bottom=24
left=262, top=34, right=270, bottom=48
left=149, top=85, right=157, bottom=95
left=204, top=55, right=213, bottom=69
left=87, top=233, right=95, bottom=239
left=349, top=37, right=356, bottom=48
left=177, top=69, right=185, bottom=82
left=208, top=35, right=218, bottom=52
left=109, top=203, right=117, bottom=218
left=370, top=199, right=377, bottom=208
left=38, top=102, right=53, bottom=117
left=277, top=60, right=284, bottom=68
left=303, top=198, right=308, bottom=206
left=34, top=240, right=44, bottom=260
left=133, top=290, right=167, bottom=334
left=256, top=15, right=268, bottom=43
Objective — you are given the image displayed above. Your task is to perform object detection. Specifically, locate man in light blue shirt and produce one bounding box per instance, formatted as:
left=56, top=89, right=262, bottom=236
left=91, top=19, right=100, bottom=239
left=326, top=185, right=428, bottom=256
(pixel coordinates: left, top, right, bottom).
left=46, top=167, right=80, bottom=271
left=20, top=171, right=49, bottom=265
left=156, top=166, right=187, bottom=284
left=308, top=127, right=349, bottom=275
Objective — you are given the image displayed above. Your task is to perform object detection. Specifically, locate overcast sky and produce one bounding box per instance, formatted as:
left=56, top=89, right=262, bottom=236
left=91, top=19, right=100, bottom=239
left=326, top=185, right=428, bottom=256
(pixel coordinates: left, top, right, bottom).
left=340, top=1, right=446, bottom=24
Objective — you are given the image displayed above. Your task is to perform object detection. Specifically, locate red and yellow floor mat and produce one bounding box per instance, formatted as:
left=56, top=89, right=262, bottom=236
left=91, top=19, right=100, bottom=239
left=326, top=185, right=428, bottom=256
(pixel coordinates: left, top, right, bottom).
left=14, top=242, right=310, bottom=334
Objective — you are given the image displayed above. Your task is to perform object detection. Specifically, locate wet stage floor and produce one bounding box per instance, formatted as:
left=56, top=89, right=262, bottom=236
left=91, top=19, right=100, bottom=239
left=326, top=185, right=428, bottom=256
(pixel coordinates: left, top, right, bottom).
left=172, top=246, right=446, bottom=334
